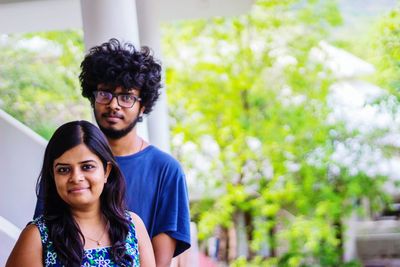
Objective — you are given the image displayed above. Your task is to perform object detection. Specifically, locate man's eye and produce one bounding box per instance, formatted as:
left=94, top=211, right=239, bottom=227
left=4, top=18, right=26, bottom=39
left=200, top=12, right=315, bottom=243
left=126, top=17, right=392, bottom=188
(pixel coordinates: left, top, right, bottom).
left=99, top=91, right=109, bottom=97
left=120, top=95, right=134, bottom=102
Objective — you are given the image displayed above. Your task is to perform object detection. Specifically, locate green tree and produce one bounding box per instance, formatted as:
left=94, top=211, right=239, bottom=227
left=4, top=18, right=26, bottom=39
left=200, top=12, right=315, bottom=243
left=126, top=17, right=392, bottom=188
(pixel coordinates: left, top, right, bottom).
left=363, top=6, right=400, bottom=95
left=163, top=0, right=391, bottom=265
left=0, top=30, right=89, bottom=139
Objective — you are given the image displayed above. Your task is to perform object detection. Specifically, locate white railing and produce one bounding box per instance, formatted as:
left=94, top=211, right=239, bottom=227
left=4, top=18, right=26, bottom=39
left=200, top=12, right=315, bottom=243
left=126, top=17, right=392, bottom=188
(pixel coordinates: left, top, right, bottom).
left=0, top=109, right=46, bottom=265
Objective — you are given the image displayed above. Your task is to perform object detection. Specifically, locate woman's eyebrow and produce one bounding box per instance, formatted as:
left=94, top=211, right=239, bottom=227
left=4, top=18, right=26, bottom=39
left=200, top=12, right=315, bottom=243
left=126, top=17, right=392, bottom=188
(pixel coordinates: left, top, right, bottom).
left=54, top=160, right=96, bottom=167
left=54, top=163, right=69, bottom=167
left=79, top=160, right=97, bottom=164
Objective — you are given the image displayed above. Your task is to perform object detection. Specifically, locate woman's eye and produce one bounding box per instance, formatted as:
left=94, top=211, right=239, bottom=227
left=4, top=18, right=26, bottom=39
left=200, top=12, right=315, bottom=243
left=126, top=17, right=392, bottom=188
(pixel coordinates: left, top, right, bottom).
left=56, top=167, right=70, bottom=174
left=82, top=164, right=95, bottom=171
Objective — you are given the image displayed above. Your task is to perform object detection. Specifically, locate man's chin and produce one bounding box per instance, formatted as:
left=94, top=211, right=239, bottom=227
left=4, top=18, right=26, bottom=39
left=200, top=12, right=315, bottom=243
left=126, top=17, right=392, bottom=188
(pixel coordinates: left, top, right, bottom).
left=95, top=114, right=139, bottom=140
left=98, top=125, right=129, bottom=139
left=97, top=120, right=137, bottom=139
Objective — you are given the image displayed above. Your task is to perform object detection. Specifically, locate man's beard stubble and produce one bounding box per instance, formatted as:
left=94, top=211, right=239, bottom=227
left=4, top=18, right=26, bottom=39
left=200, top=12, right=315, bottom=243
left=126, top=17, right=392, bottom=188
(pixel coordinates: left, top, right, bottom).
left=96, top=115, right=141, bottom=140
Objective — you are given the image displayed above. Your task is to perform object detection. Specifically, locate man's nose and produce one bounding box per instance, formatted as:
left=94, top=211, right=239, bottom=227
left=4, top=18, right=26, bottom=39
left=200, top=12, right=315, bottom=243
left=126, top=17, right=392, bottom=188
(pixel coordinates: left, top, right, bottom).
left=108, top=95, right=120, bottom=109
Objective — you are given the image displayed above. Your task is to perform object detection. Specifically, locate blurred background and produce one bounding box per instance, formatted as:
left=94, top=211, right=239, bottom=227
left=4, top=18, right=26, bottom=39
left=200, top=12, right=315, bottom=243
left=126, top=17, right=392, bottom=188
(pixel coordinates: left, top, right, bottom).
left=1, top=0, right=400, bottom=266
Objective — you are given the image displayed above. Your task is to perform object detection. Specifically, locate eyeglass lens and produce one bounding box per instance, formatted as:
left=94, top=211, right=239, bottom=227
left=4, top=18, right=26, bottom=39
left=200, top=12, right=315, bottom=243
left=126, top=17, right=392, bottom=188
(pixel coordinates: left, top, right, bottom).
left=94, top=91, right=139, bottom=108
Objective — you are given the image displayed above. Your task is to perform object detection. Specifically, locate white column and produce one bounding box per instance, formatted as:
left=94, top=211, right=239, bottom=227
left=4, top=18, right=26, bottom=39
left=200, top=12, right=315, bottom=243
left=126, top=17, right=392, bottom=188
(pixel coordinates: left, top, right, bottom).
left=136, top=0, right=171, bottom=153
left=80, top=0, right=140, bottom=49
left=343, top=213, right=357, bottom=261
left=80, top=0, right=148, bottom=140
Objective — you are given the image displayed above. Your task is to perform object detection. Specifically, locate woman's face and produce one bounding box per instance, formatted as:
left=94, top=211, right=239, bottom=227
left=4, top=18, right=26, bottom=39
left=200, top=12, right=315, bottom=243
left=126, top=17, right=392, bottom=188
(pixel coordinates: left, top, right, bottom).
left=53, top=144, right=111, bottom=210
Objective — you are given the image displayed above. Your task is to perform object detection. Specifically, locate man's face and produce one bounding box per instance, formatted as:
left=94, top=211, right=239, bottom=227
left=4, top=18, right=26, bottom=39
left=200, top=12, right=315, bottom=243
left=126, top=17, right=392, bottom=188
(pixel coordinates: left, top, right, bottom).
left=93, top=85, right=143, bottom=139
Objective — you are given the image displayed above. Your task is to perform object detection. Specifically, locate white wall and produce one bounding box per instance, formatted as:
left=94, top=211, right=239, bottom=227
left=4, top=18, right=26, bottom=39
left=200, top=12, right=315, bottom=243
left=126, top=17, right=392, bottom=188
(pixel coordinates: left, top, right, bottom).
left=0, top=0, right=82, bottom=34
left=0, top=109, right=46, bottom=265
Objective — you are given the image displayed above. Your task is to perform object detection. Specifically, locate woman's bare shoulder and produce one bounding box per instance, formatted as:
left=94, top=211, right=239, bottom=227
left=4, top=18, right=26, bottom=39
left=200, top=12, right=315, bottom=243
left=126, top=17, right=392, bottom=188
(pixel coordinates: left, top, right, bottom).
left=128, top=211, right=144, bottom=226
left=6, top=224, right=42, bottom=267
left=15, top=224, right=41, bottom=246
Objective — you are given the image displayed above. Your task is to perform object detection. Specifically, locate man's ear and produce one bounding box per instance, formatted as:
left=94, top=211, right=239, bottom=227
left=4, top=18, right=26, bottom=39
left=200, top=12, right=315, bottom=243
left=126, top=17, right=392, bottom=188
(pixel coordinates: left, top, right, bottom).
left=140, top=106, right=145, bottom=115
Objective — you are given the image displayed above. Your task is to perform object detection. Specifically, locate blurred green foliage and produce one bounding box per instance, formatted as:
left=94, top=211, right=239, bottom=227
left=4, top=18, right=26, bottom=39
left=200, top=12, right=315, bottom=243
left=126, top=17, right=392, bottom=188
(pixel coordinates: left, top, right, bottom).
left=0, top=1, right=398, bottom=266
left=163, top=0, right=397, bottom=265
left=0, top=30, right=90, bottom=139
left=336, top=6, right=400, bottom=96
left=369, top=7, right=400, bottom=95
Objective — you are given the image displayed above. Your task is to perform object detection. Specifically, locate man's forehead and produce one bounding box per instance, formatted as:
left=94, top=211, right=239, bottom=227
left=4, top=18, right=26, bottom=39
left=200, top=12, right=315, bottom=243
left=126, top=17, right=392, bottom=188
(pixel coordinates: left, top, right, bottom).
left=97, top=84, right=139, bottom=93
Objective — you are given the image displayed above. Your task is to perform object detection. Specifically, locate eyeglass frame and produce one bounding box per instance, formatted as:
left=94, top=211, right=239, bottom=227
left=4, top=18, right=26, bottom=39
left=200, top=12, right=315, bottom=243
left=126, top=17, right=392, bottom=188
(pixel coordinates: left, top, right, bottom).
left=93, top=90, right=142, bottom=108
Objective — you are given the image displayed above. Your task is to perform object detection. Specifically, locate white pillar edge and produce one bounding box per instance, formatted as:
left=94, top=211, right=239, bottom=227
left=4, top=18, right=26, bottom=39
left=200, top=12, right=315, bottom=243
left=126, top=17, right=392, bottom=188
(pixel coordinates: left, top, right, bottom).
left=80, top=0, right=149, bottom=141
left=136, top=0, right=171, bottom=153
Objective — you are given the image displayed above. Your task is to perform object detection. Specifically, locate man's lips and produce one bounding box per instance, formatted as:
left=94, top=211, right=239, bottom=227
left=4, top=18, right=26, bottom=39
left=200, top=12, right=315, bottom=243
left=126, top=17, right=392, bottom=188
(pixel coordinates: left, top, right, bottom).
left=102, top=113, right=123, bottom=123
left=102, top=113, right=123, bottom=119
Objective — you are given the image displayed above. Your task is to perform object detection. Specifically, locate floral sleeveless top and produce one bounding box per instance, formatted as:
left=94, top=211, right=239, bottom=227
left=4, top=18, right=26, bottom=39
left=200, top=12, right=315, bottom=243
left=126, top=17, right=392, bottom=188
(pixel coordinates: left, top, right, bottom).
left=32, top=213, right=140, bottom=267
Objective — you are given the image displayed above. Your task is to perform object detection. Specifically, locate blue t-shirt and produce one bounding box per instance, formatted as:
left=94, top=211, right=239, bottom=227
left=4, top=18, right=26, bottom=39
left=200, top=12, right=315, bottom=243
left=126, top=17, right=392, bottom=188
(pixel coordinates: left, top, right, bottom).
left=115, top=145, right=191, bottom=256
left=34, top=145, right=191, bottom=257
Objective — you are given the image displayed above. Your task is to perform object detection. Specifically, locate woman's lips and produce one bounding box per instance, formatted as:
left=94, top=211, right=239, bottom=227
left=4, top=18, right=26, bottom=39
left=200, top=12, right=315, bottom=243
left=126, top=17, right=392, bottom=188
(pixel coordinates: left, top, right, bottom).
left=68, top=187, right=89, bottom=193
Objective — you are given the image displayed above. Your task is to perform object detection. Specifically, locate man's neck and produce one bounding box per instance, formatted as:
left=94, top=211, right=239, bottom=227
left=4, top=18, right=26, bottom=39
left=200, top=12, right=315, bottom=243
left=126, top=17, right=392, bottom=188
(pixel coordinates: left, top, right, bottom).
left=107, top=129, right=143, bottom=157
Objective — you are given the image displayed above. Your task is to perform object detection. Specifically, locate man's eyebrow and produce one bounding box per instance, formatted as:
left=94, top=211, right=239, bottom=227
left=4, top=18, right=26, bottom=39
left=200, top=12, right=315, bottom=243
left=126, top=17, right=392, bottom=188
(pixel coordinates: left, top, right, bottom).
left=97, top=86, right=112, bottom=91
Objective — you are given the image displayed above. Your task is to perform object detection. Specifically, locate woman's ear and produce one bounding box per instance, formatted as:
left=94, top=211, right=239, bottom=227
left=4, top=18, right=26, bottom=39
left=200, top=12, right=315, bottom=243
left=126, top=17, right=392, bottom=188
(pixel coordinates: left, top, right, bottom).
left=104, top=162, right=112, bottom=183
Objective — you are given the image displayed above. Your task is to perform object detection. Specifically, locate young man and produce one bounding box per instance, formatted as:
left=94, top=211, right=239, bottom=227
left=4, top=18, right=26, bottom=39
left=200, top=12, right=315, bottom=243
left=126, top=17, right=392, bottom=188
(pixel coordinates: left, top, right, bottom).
left=35, top=39, right=191, bottom=266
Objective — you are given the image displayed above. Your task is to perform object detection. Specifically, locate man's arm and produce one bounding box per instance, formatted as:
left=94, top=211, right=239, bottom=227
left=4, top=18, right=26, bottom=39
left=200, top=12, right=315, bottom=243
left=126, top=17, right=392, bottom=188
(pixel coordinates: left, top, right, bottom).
left=152, top=233, right=177, bottom=267
left=149, top=152, right=191, bottom=263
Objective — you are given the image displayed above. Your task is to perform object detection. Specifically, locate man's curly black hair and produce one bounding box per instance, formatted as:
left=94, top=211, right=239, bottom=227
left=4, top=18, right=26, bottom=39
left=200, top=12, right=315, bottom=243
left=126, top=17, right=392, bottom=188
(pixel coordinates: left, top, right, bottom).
left=79, top=38, right=162, bottom=114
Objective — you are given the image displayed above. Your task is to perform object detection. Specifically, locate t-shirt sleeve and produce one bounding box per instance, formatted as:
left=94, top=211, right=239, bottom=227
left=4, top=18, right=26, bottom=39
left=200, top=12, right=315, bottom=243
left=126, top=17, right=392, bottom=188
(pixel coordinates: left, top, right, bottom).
left=153, top=162, right=191, bottom=257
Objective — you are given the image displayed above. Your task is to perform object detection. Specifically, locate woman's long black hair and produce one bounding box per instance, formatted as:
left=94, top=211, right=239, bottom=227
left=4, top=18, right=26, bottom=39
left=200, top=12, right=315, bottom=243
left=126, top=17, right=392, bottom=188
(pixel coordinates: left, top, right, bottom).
left=36, top=120, right=132, bottom=266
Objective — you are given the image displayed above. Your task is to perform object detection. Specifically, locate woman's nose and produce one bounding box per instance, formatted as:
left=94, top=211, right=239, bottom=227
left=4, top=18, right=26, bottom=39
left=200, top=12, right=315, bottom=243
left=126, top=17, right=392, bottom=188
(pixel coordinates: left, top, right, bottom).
left=69, top=169, right=84, bottom=183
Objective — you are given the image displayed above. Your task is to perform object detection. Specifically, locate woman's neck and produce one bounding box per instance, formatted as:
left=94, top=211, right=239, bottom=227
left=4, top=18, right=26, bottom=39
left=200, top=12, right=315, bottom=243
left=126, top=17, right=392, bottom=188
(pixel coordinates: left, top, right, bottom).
left=71, top=207, right=110, bottom=249
left=70, top=203, right=103, bottom=225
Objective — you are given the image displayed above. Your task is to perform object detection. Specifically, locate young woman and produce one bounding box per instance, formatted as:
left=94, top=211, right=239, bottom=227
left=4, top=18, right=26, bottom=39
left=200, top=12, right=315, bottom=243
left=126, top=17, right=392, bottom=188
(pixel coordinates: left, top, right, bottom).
left=6, top=120, right=155, bottom=267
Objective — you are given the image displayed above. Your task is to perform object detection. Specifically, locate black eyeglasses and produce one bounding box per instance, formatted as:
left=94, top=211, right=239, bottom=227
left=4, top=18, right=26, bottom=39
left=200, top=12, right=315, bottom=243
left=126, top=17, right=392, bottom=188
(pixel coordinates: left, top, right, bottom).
left=93, top=91, right=141, bottom=108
